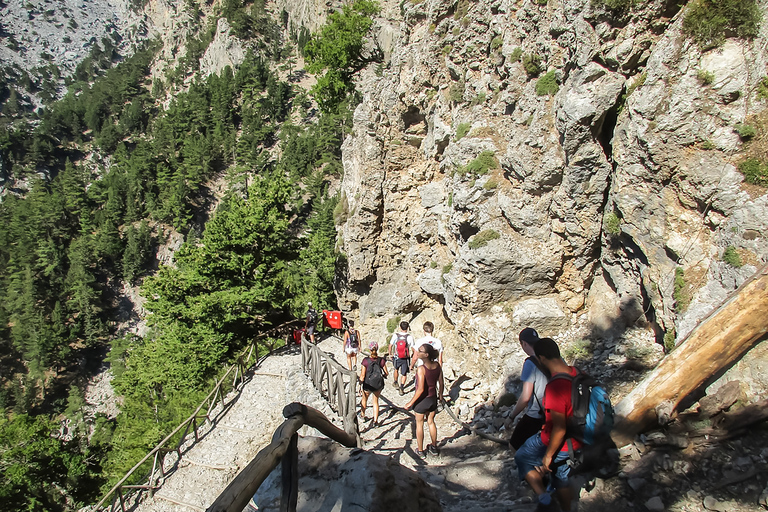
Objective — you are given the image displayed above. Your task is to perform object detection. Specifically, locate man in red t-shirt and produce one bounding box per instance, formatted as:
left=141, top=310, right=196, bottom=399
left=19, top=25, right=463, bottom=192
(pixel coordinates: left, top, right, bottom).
left=514, top=337, right=578, bottom=512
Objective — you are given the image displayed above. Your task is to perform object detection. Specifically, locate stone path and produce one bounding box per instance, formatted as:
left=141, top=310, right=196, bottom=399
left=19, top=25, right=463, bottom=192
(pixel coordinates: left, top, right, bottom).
left=123, top=336, right=535, bottom=512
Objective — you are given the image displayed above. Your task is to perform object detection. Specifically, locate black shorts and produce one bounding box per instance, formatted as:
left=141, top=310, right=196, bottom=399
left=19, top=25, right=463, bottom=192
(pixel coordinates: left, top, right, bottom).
left=509, top=414, right=545, bottom=450
left=362, top=383, right=383, bottom=393
left=394, top=357, right=410, bottom=376
left=413, top=394, right=437, bottom=414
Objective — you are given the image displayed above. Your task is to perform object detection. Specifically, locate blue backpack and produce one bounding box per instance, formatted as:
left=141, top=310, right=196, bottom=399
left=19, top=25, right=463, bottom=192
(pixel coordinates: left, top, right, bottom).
left=551, top=370, right=616, bottom=474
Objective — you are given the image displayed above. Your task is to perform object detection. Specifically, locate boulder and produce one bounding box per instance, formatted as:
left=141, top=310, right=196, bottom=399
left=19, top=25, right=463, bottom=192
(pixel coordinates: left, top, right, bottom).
left=255, top=436, right=442, bottom=512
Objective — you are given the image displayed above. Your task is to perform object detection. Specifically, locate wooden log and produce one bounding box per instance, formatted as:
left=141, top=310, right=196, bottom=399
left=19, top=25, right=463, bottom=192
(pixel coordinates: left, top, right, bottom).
left=280, top=434, right=298, bottom=512
left=613, top=263, right=768, bottom=446
left=206, top=415, right=304, bottom=512
left=206, top=403, right=356, bottom=512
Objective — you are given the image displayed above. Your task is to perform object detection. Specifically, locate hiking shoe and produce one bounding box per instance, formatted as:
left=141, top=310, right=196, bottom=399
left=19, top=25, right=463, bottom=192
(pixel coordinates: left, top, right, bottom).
left=415, top=449, right=426, bottom=459
left=427, top=444, right=439, bottom=455
left=392, top=379, right=399, bottom=389
left=399, top=386, right=404, bottom=396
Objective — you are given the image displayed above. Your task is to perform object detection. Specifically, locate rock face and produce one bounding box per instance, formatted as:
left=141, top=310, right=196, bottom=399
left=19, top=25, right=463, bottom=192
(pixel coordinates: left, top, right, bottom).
left=254, top=436, right=442, bottom=512
left=325, top=0, right=768, bottom=389
left=0, top=0, right=147, bottom=108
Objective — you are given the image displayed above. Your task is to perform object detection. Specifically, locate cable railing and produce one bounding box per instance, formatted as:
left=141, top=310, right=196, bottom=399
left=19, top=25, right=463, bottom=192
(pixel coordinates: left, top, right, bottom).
left=92, top=320, right=302, bottom=512
left=207, top=402, right=357, bottom=512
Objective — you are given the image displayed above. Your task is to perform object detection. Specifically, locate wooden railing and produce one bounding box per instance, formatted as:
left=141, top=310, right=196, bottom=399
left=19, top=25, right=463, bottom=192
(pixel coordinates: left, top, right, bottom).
left=93, top=320, right=302, bottom=512
left=300, top=337, right=360, bottom=446
left=207, top=402, right=358, bottom=512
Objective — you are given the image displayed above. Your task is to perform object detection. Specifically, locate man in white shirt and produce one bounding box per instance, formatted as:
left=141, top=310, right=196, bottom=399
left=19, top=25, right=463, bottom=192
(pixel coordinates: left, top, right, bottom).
left=411, top=321, right=443, bottom=370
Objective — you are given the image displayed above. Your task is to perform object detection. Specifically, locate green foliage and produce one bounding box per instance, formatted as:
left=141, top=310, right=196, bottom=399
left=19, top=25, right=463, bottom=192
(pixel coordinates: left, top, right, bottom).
left=0, top=414, right=100, bottom=511
left=522, top=54, right=542, bottom=78
left=483, top=179, right=499, bottom=190
left=448, top=83, right=464, bottom=103
left=442, top=263, right=453, bottom=274
left=696, top=69, right=715, bottom=85
left=701, top=140, right=715, bottom=150
left=563, top=339, right=592, bottom=363
left=722, top=246, right=743, bottom=267
left=455, top=122, right=471, bottom=141
left=468, top=229, right=500, bottom=249
left=454, top=0, right=470, bottom=20
left=333, top=194, right=350, bottom=224
left=284, top=196, right=340, bottom=316
left=304, top=0, right=381, bottom=112
left=758, top=76, right=768, bottom=101
left=386, top=316, right=402, bottom=333
left=673, top=267, right=690, bottom=311
left=604, top=212, right=621, bottom=235
left=683, top=0, right=762, bottom=49
left=491, top=36, right=503, bottom=52
left=592, top=0, right=634, bottom=11
left=463, top=150, right=499, bottom=176
left=471, top=92, right=487, bottom=105
left=663, top=329, right=676, bottom=353
left=510, top=47, right=522, bottom=62
left=535, top=71, right=558, bottom=96
left=736, top=123, right=756, bottom=140
left=738, top=158, right=768, bottom=186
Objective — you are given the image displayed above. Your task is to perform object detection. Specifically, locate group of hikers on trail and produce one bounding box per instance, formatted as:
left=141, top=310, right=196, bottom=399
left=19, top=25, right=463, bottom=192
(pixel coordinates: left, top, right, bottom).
left=303, top=304, right=613, bottom=507
left=340, top=318, right=446, bottom=459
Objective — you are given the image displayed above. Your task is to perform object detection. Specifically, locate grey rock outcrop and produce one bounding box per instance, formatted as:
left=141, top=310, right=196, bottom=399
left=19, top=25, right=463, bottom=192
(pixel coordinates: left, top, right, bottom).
left=333, top=0, right=768, bottom=384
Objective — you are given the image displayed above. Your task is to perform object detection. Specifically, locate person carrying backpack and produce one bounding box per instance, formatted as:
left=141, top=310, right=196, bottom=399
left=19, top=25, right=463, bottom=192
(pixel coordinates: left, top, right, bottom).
left=359, top=342, right=388, bottom=428
left=514, top=337, right=579, bottom=512
left=388, top=321, right=414, bottom=396
left=304, top=303, right=318, bottom=343
left=508, top=327, right=549, bottom=450
left=343, top=320, right=361, bottom=370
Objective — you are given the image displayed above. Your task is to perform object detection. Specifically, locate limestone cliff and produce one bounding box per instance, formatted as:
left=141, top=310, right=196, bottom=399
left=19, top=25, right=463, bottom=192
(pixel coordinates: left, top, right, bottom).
left=319, top=0, right=768, bottom=386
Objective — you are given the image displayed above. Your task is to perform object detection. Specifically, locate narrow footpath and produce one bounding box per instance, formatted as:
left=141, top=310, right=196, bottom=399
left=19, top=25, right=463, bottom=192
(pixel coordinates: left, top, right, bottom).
left=124, top=336, right=536, bottom=512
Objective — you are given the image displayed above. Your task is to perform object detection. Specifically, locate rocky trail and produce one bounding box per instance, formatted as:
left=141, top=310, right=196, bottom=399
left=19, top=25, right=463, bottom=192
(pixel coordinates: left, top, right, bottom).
left=113, top=333, right=768, bottom=512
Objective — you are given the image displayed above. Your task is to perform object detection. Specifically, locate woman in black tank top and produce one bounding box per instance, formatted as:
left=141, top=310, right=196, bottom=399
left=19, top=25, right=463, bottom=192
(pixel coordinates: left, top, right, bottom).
left=404, top=344, right=444, bottom=458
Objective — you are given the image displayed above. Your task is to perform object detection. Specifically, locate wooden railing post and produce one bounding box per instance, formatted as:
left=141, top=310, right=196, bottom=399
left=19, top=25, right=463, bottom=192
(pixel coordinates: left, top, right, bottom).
left=280, top=433, right=299, bottom=512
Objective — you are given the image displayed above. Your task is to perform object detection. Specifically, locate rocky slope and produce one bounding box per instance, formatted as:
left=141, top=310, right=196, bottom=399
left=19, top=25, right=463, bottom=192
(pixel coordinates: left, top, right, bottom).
left=309, top=0, right=768, bottom=402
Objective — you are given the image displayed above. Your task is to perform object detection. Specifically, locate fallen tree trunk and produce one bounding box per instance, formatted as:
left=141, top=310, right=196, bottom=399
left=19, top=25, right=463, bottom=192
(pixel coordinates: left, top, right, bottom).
left=613, top=263, right=768, bottom=446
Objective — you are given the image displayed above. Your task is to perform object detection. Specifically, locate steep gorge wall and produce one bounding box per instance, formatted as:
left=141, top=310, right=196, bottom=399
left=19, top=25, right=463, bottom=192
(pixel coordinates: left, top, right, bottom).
left=322, top=0, right=768, bottom=385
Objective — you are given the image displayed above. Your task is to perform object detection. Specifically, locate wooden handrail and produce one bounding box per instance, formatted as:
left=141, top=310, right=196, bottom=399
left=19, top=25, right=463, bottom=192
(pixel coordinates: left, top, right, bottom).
left=207, top=403, right=357, bottom=512
left=300, top=337, right=360, bottom=444
left=93, top=319, right=304, bottom=511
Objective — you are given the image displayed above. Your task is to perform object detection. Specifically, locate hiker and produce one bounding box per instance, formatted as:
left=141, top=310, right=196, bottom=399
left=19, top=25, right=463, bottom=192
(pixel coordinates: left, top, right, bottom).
left=410, top=321, right=443, bottom=371
left=359, top=342, right=388, bottom=427
left=343, top=320, right=361, bottom=370
left=388, top=321, right=415, bottom=396
left=305, top=303, right=318, bottom=343
left=508, top=327, right=548, bottom=451
left=404, top=344, right=444, bottom=458
left=514, top=337, right=579, bottom=512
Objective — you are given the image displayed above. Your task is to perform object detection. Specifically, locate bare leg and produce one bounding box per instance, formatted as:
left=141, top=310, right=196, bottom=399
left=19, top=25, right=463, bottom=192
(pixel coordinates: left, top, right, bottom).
left=555, top=485, right=573, bottom=512
left=524, top=469, right=547, bottom=496
left=426, top=410, right=438, bottom=447
left=360, top=391, right=368, bottom=420
left=415, top=412, right=425, bottom=452
left=372, top=391, right=380, bottom=423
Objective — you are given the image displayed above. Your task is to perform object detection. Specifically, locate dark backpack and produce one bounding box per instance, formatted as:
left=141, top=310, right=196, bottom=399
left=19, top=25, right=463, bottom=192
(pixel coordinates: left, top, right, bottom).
left=395, top=333, right=409, bottom=359
left=551, top=370, right=616, bottom=475
left=307, top=308, right=317, bottom=325
left=364, top=358, right=384, bottom=390
left=347, top=329, right=359, bottom=348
